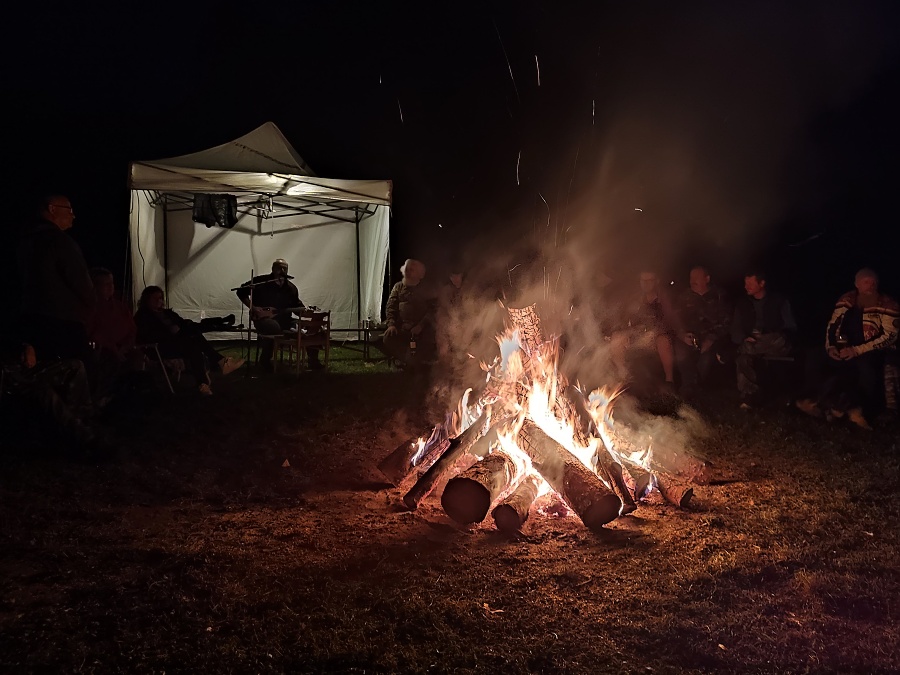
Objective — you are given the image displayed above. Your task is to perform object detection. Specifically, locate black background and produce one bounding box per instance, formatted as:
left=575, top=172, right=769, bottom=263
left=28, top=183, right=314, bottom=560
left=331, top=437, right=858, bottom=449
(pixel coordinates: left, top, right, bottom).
left=3, top=1, right=899, bottom=339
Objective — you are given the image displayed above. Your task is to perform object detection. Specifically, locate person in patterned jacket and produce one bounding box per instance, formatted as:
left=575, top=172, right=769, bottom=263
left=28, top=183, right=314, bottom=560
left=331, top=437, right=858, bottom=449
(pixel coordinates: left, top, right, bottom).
left=796, top=268, right=899, bottom=428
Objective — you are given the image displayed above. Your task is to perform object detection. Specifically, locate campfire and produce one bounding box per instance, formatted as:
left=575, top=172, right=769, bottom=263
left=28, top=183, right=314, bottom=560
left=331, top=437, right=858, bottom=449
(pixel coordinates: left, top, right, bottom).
left=379, top=304, right=708, bottom=532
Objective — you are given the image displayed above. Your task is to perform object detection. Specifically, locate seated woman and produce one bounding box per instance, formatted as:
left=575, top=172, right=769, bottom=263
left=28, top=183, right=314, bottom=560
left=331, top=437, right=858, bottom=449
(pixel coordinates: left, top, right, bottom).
left=134, top=286, right=243, bottom=395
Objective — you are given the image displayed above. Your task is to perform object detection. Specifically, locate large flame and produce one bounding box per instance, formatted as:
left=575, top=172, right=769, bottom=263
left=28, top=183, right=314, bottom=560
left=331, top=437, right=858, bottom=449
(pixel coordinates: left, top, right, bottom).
left=448, top=311, right=657, bottom=512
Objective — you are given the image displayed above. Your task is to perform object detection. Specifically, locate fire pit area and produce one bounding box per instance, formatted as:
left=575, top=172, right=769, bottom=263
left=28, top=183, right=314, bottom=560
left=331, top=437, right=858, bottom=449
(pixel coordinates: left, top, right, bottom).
left=379, top=304, right=712, bottom=532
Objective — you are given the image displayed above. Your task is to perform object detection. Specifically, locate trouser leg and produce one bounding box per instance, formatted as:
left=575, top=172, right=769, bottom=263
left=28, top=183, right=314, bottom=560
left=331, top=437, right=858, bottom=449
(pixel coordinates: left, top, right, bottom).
left=656, top=334, right=675, bottom=382
left=856, top=352, right=885, bottom=418
left=735, top=347, right=758, bottom=396
left=254, top=318, right=283, bottom=364
left=674, top=340, right=699, bottom=389
left=382, top=330, right=411, bottom=363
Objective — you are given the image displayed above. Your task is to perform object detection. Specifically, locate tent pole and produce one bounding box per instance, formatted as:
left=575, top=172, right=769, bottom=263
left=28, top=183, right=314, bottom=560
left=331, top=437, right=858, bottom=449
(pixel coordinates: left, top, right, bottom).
left=355, top=208, right=363, bottom=342
left=163, top=194, right=169, bottom=303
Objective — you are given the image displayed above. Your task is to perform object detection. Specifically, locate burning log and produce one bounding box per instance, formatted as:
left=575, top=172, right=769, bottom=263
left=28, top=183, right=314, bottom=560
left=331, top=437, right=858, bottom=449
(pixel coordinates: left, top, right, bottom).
left=655, top=473, right=694, bottom=508
left=620, top=458, right=655, bottom=501
left=518, top=421, right=622, bottom=530
left=492, top=473, right=541, bottom=533
left=377, top=428, right=449, bottom=487
left=603, top=418, right=707, bottom=485
left=441, top=451, right=517, bottom=524
left=402, top=412, right=491, bottom=510
left=595, top=457, right=637, bottom=515
left=565, top=386, right=637, bottom=514
left=507, top=304, right=544, bottom=356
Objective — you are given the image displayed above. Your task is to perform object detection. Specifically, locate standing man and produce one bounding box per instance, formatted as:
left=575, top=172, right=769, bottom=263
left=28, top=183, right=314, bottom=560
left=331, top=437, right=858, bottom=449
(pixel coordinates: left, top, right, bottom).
left=675, top=265, right=732, bottom=397
left=17, top=194, right=95, bottom=364
left=236, top=259, right=322, bottom=371
left=731, top=270, right=796, bottom=408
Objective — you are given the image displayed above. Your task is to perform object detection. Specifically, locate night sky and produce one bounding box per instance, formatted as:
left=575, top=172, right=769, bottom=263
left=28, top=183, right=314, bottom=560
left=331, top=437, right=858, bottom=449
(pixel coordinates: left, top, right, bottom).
left=4, top=1, right=899, bottom=336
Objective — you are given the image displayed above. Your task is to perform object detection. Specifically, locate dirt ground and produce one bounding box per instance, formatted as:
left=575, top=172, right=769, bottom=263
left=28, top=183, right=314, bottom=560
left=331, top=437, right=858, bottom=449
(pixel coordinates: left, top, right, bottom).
left=1, top=362, right=899, bottom=674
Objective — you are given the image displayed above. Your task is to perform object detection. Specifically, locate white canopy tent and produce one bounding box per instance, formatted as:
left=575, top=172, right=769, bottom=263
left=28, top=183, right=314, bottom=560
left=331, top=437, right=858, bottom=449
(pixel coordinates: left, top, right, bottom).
left=128, top=122, right=392, bottom=339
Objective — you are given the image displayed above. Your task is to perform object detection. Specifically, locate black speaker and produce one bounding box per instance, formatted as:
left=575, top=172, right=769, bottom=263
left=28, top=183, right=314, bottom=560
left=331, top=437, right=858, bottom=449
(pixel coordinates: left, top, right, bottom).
left=192, top=194, right=238, bottom=229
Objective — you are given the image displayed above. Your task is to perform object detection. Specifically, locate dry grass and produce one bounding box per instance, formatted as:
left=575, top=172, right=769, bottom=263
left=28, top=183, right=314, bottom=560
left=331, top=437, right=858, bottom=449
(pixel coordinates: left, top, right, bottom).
left=1, top=366, right=899, bottom=674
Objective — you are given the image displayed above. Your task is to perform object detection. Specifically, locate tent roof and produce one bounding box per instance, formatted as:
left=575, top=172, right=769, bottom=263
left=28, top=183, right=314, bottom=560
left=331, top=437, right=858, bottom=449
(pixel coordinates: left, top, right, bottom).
left=144, top=121, right=314, bottom=175
left=129, top=122, right=391, bottom=207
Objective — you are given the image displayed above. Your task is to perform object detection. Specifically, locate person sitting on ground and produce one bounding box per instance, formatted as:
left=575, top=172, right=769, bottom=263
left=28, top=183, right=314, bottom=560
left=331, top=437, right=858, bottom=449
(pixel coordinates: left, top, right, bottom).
left=17, top=193, right=95, bottom=365
left=236, top=259, right=322, bottom=372
left=674, top=265, right=732, bottom=397
left=134, top=286, right=243, bottom=395
left=383, top=259, right=436, bottom=367
left=731, top=269, right=797, bottom=409
left=609, top=270, right=680, bottom=390
left=795, top=268, right=899, bottom=429
left=1, top=332, right=112, bottom=461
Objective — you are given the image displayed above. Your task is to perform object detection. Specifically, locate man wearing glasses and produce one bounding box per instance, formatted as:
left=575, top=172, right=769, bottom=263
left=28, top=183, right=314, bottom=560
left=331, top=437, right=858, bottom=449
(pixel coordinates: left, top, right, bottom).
left=17, top=194, right=95, bottom=364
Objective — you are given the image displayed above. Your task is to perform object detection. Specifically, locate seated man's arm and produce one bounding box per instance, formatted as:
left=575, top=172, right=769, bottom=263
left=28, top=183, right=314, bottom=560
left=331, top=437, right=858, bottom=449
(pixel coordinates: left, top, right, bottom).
left=852, top=298, right=900, bottom=357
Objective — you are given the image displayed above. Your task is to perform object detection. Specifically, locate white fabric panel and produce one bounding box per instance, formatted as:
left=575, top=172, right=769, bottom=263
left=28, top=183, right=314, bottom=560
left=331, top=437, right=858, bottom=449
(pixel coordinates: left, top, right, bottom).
left=358, top=205, right=391, bottom=325
left=130, top=164, right=391, bottom=206
left=149, top=122, right=313, bottom=174
left=130, top=202, right=390, bottom=340
left=128, top=190, right=166, bottom=309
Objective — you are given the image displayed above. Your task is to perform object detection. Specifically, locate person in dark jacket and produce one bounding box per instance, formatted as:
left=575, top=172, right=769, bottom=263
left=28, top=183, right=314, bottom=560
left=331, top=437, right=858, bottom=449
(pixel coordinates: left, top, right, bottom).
left=134, top=286, right=243, bottom=395
left=383, top=259, right=436, bottom=366
left=236, top=259, right=321, bottom=371
left=731, top=270, right=797, bottom=407
left=674, top=266, right=732, bottom=396
left=17, top=194, right=95, bottom=364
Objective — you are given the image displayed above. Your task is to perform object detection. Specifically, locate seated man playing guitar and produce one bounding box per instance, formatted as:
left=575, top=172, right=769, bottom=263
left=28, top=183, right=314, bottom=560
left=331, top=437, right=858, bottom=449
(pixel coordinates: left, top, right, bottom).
left=236, top=259, right=323, bottom=371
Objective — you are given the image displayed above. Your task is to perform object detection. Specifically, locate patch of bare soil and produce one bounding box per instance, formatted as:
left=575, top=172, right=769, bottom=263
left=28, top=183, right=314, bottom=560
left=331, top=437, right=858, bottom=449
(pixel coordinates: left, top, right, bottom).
left=1, top=371, right=899, bottom=674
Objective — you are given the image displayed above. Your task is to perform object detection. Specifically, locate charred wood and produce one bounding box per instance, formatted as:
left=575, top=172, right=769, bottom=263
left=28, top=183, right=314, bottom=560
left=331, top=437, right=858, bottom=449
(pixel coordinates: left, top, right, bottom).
left=518, top=421, right=622, bottom=530
left=377, top=427, right=449, bottom=487
left=564, top=385, right=636, bottom=514
left=655, top=473, right=694, bottom=507
left=620, top=459, right=655, bottom=502
left=441, top=451, right=517, bottom=524
left=595, top=456, right=637, bottom=515
left=492, top=473, right=541, bottom=533
left=402, top=412, right=491, bottom=510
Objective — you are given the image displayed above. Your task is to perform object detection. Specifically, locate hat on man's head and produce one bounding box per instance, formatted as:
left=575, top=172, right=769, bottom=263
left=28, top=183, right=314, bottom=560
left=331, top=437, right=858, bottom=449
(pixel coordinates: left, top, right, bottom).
left=272, top=259, right=289, bottom=276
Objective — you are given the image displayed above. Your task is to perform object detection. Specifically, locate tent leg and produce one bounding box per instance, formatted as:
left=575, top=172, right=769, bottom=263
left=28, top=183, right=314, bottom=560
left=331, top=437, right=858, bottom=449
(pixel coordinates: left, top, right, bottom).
left=355, top=209, right=363, bottom=342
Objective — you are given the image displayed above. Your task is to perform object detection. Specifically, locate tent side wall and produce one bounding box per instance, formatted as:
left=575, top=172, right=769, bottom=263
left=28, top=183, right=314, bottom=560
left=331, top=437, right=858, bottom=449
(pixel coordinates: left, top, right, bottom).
left=129, top=196, right=390, bottom=339
left=129, top=190, right=166, bottom=308
left=358, top=205, right=391, bottom=327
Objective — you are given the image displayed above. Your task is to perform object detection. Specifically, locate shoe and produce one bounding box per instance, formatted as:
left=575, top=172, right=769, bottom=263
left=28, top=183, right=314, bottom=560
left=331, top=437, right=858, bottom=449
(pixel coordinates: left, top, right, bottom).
left=198, top=383, right=213, bottom=396
left=795, top=399, right=822, bottom=418
left=847, top=408, right=873, bottom=431
left=221, top=356, right=245, bottom=376
left=308, top=359, right=325, bottom=371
